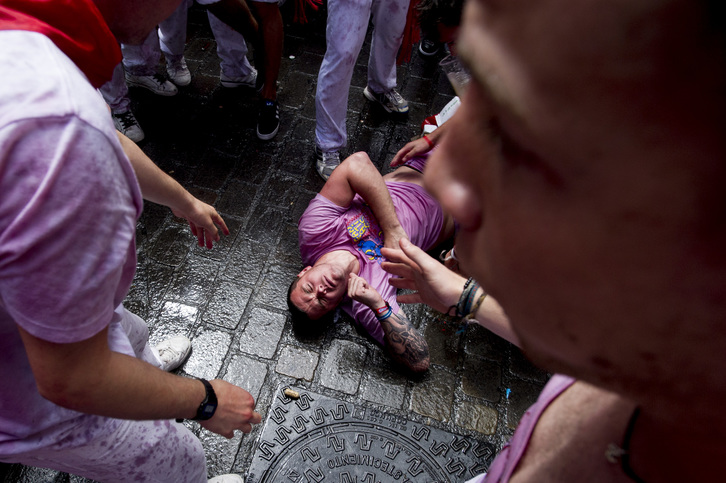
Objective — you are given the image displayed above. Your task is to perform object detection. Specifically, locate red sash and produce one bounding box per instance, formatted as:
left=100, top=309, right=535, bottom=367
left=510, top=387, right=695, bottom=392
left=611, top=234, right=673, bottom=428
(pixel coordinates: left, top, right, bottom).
left=0, top=0, right=121, bottom=87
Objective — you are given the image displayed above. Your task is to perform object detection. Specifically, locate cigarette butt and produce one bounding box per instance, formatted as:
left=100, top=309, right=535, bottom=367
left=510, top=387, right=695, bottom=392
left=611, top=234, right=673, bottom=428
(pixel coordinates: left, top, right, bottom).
left=284, top=388, right=300, bottom=399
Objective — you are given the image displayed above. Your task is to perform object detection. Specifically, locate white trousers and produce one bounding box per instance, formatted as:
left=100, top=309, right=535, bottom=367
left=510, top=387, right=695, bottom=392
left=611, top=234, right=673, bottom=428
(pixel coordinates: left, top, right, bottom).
left=207, top=11, right=255, bottom=78
left=315, top=0, right=411, bottom=152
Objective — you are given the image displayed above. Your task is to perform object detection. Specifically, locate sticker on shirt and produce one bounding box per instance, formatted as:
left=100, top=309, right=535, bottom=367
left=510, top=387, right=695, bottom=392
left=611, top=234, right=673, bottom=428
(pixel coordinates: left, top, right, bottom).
left=345, top=205, right=384, bottom=263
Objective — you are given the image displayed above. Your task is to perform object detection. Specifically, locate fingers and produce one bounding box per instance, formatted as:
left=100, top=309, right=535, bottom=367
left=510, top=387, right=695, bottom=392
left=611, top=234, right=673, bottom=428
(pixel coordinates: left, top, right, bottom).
left=398, top=238, right=437, bottom=271
left=347, top=273, right=364, bottom=298
left=391, top=144, right=414, bottom=166
left=381, top=247, right=414, bottom=267
left=215, top=213, right=230, bottom=236
left=387, top=275, right=416, bottom=290
left=190, top=221, right=204, bottom=247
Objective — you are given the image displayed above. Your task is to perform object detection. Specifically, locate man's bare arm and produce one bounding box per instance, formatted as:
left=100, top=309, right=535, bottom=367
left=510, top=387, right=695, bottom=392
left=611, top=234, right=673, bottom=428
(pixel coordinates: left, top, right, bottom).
left=321, top=152, right=407, bottom=248
left=378, top=310, right=430, bottom=373
left=17, top=325, right=262, bottom=437
left=347, top=273, right=429, bottom=372
left=118, top=131, right=229, bottom=248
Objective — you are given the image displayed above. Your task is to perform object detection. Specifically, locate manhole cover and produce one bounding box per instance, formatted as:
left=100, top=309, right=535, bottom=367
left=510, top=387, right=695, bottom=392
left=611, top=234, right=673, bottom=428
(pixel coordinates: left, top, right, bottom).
left=246, top=386, right=495, bottom=483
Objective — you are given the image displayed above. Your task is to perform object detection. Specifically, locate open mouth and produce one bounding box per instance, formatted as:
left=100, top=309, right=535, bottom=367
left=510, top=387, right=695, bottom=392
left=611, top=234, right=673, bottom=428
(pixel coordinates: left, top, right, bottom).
left=322, top=275, right=333, bottom=290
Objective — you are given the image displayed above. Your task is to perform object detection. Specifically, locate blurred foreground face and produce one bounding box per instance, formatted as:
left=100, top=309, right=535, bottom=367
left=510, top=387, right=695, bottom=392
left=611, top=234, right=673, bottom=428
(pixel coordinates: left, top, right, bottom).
left=426, top=0, right=726, bottom=389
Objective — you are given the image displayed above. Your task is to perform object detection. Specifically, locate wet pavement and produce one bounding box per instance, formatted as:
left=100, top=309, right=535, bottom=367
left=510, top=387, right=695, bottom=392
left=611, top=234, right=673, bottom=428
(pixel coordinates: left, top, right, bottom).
left=1, top=4, right=548, bottom=482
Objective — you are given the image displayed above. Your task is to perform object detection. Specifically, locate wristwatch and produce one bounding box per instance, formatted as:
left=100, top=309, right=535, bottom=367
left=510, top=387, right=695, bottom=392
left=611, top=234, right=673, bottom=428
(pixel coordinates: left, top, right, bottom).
left=176, top=378, right=218, bottom=422
left=193, top=378, right=218, bottom=421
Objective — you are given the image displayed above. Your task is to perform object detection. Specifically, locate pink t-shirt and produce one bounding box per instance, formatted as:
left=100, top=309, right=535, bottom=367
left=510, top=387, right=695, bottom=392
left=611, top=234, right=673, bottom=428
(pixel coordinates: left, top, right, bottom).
left=0, top=31, right=143, bottom=456
left=465, top=374, right=576, bottom=483
left=298, top=180, right=443, bottom=344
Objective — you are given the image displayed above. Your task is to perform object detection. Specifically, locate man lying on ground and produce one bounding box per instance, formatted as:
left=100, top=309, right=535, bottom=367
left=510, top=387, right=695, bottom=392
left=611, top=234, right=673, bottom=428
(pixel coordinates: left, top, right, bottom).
left=288, top=151, right=455, bottom=372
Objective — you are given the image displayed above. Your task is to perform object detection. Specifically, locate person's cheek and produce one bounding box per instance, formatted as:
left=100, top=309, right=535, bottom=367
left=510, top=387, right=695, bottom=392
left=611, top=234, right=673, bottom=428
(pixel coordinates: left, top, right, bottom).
left=425, top=100, right=484, bottom=232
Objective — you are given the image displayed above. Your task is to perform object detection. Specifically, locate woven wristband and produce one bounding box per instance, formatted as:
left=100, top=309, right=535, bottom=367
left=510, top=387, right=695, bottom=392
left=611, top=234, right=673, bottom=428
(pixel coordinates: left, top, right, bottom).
left=456, top=278, right=480, bottom=318
left=464, top=292, right=487, bottom=320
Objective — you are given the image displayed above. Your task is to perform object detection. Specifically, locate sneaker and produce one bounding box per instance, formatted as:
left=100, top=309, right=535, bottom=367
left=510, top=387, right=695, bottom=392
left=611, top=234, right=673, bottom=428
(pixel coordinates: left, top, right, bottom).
left=166, top=57, right=191, bottom=86
left=220, top=68, right=258, bottom=88
left=257, top=99, right=280, bottom=140
left=125, top=73, right=178, bottom=96
left=314, top=146, right=341, bottom=181
left=112, top=110, right=145, bottom=143
left=363, top=86, right=409, bottom=114
left=152, top=335, right=191, bottom=372
left=419, top=39, right=441, bottom=57
left=208, top=475, right=243, bottom=483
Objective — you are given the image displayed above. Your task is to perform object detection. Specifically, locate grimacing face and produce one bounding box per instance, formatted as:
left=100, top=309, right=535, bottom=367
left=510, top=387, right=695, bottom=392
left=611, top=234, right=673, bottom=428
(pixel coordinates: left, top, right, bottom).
left=290, top=264, right=349, bottom=320
left=426, top=0, right=726, bottom=391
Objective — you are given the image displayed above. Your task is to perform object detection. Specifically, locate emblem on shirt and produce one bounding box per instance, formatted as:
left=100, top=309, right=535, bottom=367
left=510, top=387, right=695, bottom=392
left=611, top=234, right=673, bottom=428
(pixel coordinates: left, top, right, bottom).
left=345, top=207, right=384, bottom=263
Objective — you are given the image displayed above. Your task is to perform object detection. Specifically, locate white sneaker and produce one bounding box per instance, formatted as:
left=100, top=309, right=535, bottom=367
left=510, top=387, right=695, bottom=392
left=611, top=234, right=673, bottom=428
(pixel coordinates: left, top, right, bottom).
left=112, top=110, right=144, bottom=143
left=314, top=146, right=341, bottom=181
left=220, top=68, right=258, bottom=88
left=363, top=85, right=409, bottom=113
left=152, top=335, right=191, bottom=372
left=208, top=475, right=243, bottom=483
left=166, top=57, right=191, bottom=86
left=125, top=72, right=178, bottom=96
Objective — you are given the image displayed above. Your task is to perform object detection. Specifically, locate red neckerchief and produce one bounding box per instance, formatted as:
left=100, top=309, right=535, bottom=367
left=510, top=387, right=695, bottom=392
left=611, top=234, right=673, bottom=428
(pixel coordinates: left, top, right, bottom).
left=0, top=0, right=121, bottom=88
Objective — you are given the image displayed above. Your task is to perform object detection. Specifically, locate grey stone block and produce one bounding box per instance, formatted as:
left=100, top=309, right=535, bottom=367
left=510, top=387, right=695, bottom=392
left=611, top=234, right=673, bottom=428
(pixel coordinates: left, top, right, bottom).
left=275, top=344, right=319, bottom=381
left=318, top=339, right=367, bottom=395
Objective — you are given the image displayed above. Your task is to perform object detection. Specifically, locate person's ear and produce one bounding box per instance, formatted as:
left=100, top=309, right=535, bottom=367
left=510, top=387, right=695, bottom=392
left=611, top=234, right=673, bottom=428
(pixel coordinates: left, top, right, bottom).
left=297, top=266, right=312, bottom=277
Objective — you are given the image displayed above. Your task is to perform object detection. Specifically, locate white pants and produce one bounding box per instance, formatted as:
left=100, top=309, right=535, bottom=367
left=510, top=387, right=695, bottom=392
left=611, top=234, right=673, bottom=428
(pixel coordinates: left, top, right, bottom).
left=99, top=0, right=190, bottom=113
left=5, top=307, right=208, bottom=483
left=122, top=0, right=192, bottom=76
left=208, top=11, right=255, bottom=78
left=315, top=0, right=411, bottom=152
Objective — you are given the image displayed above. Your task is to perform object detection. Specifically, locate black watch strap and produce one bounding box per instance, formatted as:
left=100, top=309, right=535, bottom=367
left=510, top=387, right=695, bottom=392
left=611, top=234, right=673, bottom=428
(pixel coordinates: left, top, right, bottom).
left=176, top=378, right=218, bottom=423
left=193, top=378, right=218, bottom=421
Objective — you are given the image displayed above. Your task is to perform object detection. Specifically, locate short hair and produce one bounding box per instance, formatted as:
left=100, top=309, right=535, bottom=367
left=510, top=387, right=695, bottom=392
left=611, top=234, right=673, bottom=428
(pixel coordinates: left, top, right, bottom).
left=287, top=277, right=334, bottom=336
left=287, top=277, right=308, bottom=320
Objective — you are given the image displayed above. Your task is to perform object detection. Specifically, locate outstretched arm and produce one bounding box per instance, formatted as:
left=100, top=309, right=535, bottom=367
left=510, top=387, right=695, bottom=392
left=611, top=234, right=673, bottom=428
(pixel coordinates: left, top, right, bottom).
left=347, top=273, right=429, bottom=372
left=390, top=120, right=450, bottom=167
left=18, top=325, right=262, bottom=438
left=117, top=132, right=229, bottom=248
left=320, top=151, right=407, bottom=249
left=382, top=239, right=520, bottom=347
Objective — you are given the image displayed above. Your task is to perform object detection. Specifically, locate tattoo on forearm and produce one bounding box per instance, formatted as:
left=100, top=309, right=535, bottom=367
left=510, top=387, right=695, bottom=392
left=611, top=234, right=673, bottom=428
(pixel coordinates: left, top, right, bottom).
left=379, top=311, right=429, bottom=371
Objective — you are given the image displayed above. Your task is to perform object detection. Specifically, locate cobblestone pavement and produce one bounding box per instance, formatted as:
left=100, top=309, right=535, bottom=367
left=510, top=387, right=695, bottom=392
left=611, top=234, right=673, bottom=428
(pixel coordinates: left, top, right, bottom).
left=1, top=4, right=548, bottom=482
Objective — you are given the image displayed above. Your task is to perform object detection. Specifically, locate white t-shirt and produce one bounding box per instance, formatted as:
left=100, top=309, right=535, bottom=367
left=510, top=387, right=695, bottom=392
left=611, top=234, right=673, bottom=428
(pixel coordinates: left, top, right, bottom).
left=0, top=31, right=143, bottom=456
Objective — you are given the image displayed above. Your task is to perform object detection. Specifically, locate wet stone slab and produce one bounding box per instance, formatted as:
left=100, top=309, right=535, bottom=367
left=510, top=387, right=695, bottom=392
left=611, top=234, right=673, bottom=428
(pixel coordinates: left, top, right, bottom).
left=410, top=367, right=457, bottom=423
left=275, top=344, right=319, bottom=381
left=318, top=339, right=367, bottom=395
left=454, top=401, right=500, bottom=436
left=246, top=386, right=495, bottom=483
left=238, top=308, right=286, bottom=359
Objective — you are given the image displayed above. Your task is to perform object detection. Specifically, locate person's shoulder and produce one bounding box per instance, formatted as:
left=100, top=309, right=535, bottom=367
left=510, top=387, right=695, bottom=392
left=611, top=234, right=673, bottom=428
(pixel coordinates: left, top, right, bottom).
left=0, top=31, right=109, bottom=133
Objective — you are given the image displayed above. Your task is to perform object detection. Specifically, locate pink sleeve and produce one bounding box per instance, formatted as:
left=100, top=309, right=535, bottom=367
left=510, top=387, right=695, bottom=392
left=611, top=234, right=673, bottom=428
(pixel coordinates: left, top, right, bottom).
left=0, top=117, right=139, bottom=343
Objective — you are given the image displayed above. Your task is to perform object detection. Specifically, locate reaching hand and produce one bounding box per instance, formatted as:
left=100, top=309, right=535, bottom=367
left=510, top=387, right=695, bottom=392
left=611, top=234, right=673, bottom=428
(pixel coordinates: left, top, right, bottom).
left=200, top=380, right=262, bottom=438
left=381, top=238, right=467, bottom=314
left=172, top=198, right=230, bottom=249
left=347, top=273, right=385, bottom=309
left=384, top=225, right=409, bottom=252
left=390, top=137, right=432, bottom=167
